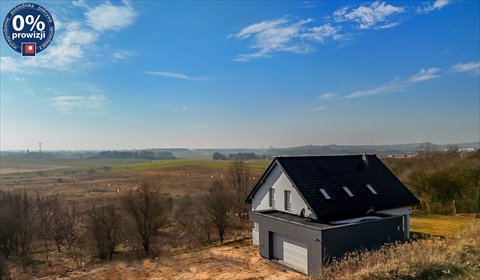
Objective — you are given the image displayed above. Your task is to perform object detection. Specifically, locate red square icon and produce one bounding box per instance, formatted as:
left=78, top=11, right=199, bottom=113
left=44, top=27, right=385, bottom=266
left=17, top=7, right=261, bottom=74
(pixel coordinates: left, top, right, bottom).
left=25, top=44, right=35, bottom=54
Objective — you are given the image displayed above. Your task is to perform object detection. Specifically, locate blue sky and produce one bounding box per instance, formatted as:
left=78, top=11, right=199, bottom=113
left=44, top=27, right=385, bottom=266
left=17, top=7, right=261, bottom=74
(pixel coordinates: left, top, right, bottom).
left=1, top=0, right=479, bottom=150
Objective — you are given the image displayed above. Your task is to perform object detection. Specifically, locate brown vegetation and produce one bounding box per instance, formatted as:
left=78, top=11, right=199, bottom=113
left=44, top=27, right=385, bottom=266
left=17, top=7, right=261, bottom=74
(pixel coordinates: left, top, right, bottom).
left=121, top=182, right=171, bottom=255
left=317, top=220, right=480, bottom=279
left=1, top=153, right=479, bottom=279
left=228, top=160, right=254, bottom=219
left=0, top=162, right=257, bottom=278
left=383, top=150, right=480, bottom=215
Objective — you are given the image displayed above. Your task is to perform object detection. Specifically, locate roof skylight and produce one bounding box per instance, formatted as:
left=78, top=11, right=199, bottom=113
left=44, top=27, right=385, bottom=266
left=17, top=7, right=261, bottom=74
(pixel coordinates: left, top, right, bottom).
left=343, top=186, right=354, bottom=197
left=319, top=188, right=331, bottom=200
left=366, top=184, right=378, bottom=194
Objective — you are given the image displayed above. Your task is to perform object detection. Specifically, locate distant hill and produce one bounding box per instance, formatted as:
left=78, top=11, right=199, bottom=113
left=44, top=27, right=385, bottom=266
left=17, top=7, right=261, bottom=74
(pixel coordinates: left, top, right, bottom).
left=199, top=142, right=479, bottom=158
left=1, top=142, right=478, bottom=159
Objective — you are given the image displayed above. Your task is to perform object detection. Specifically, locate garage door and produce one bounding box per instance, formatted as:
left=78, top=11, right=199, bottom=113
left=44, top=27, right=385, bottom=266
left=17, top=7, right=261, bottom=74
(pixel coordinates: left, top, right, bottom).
left=272, top=233, right=308, bottom=273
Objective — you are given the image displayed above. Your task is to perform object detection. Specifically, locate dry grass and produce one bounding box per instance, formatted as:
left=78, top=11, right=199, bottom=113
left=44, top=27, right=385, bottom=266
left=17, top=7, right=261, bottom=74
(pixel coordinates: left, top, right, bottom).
left=7, top=239, right=307, bottom=280
left=317, top=220, right=480, bottom=280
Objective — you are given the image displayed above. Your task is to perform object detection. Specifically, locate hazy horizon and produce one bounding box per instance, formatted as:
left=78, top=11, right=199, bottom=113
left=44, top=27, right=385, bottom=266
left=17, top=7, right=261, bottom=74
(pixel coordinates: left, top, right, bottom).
left=1, top=140, right=479, bottom=153
left=1, top=1, right=479, bottom=151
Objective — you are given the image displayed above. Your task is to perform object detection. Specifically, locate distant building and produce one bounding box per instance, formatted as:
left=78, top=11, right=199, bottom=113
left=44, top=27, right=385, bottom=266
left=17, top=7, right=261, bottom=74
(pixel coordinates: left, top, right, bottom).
left=459, top=147, right=476, bottom=152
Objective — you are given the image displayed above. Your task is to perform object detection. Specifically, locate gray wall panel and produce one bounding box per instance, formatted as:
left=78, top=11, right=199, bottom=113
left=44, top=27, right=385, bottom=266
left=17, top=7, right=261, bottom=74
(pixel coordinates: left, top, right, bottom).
left=322, top=215, right=405, bottom=263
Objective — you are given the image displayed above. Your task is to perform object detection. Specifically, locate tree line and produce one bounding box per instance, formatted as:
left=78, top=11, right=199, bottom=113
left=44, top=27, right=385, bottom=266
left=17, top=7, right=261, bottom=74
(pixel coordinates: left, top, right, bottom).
left=97, top=150, right=175, bottom=160
left=213, top=152, right=269, bottom=160
left=384, top=147, right=480, bottom=216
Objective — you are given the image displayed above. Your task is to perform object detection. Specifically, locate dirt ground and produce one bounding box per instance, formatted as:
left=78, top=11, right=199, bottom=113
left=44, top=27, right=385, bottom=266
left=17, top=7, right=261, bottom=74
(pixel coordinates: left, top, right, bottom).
left=6, top=239, right=307, bottom=280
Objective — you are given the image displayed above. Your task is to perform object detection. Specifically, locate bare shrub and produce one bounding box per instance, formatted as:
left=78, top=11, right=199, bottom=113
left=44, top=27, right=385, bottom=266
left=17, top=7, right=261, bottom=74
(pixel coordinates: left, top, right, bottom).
left=86, top=202, right=124, bottom=261
left=63, top=203, right=86, bottom=269
left=174, top=196, right=194, bottom=227
left=316, top=220, right=480, bottom=279
left=174, top=195, right=212, bottom=244
left=191, top=198, right=213, bottom=243
left=35, top=193, right=58, bottom=265
left=50, top=197, right=70, bottom=253
left=0, top=191, right=16, bottom=258
left=203, top=180, right=234, bottom=243
left=15, top=190, right=37, bottom=261
left=227, top=160, right=252, bottom=219
left=121, top=182, right=169, bottom=255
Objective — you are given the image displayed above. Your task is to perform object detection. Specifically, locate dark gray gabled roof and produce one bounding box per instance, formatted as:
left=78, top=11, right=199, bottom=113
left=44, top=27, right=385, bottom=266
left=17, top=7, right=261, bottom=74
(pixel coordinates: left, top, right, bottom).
left=246, top=155, right=419, bottom=222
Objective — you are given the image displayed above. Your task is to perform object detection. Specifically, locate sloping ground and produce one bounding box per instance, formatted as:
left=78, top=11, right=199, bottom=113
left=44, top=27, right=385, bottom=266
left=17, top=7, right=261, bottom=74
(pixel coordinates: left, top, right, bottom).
left=33, top=240, right=307, bottom=280
left=410, top=213, right=475, bottom=237
left=316, top=220, right=480, bottom=280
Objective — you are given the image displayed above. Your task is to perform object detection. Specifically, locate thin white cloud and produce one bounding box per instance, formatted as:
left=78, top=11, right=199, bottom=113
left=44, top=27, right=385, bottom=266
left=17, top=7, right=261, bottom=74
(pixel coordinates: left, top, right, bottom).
left=416, top=0, right=450, bottom=14
left=334, top=1, right=405, bottom=30
left=51, top=94, right=106, bottom=113
left=112, top=50, right=134, bottom=61
left=144, top=71, right=207, bottom=81
left=9, top=76, right=25, bottom=82
left=86, top=1, right=137, bottom=32
left=302, top=1, right=315, bottom=9
left=345, top=81, right=405, bottom=98
left=300, top=23, right=343, bottom=42
left=318, top=93, right=337, bottom=99
left=234, top=49, right=271, bottom=62
left=0, top=57, right=26, bottom=73
left=24, top=22, right=97, bottom=70
left=408, top=68, right=440, bottom=83
left=72, top=0, right=89, bottom=9
left=451, top=62, right=480, bottom=75
left=19, top=2, right=137, bottom=71
left=231, top=17, right=342, bottom=61
left=345, top=67, right=442, bottom=98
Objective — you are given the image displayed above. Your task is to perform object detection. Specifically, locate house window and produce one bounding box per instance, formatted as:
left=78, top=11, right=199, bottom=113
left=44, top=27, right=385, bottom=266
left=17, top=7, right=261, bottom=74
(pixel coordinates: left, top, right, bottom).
left=319, top=188, right=331, bottom=200
left=269, top=188, right=275, bottom=207
left=284, top=190, right=291, bottom=211
left=366, top=184, right=378, bottom=194
left=343, top=186, right=354, bottom=197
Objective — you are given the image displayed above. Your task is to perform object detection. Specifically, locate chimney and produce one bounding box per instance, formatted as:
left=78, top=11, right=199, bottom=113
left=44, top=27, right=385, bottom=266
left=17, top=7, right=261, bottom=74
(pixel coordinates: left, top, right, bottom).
left=362, top=153, right=368, bottom=166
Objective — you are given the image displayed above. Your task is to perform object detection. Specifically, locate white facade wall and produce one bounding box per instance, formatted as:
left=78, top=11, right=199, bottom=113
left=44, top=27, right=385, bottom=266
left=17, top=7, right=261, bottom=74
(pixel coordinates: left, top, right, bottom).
left=251, top=164, right=316, bottom=219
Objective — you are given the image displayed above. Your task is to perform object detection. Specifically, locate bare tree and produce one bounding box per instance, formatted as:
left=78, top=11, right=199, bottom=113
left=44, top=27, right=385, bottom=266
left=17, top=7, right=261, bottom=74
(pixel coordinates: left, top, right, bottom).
left=121, top=182, right=168, bottom=255
left=0, top=191, right=17, bottom=259
left=417, top=142, right=439, bottom=158
left=191, top=198, right=213, bottom=243
left=174, top=195, right=213, bottom=244
left=86, top=202, right=124, bottom=261
left=174, top=195, right=194, bottom=227
left=35, top=193, right=57, bottom=265
left=63, top=202, right=86, bottom=269
left=15, top=190, right=37, bottom=261
left=203, top=180, right=234, bottom=243
left=227, top=160, right=252, bottom=219
left=50, top=197, right=69, bottom=253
